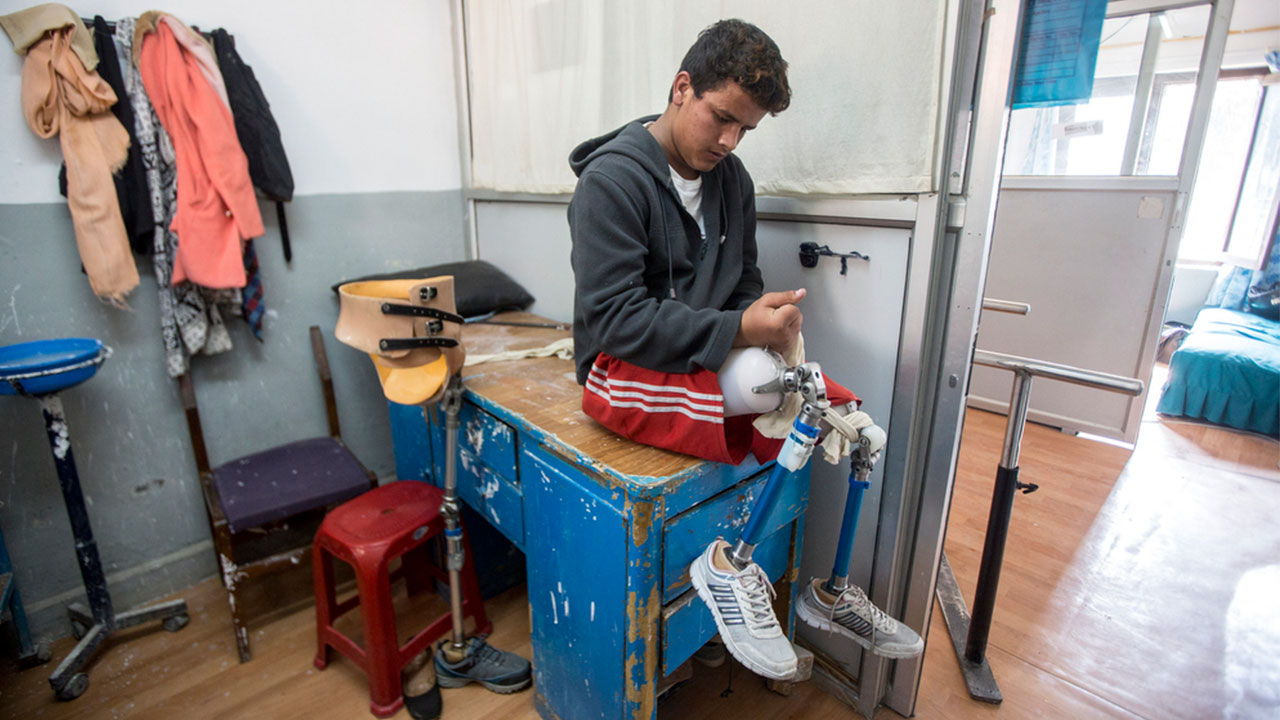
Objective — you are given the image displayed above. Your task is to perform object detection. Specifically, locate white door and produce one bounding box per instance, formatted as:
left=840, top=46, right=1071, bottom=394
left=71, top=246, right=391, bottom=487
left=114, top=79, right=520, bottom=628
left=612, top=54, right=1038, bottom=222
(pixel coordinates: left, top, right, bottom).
left=967, top=0, right=1235, bottom=442
left=967, top=179, right=1177, bottom=440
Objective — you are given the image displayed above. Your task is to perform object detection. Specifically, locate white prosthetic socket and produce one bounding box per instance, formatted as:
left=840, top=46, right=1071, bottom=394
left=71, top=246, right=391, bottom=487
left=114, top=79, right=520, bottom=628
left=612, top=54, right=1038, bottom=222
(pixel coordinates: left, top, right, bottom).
left=717, top=347, right=788, bottom=417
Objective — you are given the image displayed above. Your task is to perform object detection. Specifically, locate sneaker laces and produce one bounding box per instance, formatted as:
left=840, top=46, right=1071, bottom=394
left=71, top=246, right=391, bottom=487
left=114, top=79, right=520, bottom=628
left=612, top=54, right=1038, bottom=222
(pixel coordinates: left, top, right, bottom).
left=828, top=584, right=897, bottom=635
left=470, top=638, right=506, bottom=665
left=734, top=563, right=781, bottom=635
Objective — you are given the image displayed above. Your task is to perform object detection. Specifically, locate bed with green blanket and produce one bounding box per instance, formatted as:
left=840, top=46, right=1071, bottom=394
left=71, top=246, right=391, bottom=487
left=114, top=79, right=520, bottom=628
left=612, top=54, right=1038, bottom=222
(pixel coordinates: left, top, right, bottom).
left=1156, top=308, right=1280, bottom=437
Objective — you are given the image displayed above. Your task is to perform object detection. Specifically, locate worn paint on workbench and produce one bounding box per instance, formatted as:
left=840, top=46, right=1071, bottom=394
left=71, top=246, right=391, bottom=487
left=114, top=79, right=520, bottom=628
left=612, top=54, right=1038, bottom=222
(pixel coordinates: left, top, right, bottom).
left=624, top=489, right=664, bottom=720
left=523, top=446, right=628, bottom=719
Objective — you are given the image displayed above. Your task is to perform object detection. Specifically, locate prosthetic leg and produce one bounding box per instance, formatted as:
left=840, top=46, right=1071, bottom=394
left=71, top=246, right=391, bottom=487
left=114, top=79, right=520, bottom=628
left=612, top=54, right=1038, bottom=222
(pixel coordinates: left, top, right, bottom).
left=429, top=373, right=532, bottom=693
left=335, top=278, right=531, bottom=705
left=729, top=360, right=830, bottom=568
left=689, top=349, right=922, bottom=680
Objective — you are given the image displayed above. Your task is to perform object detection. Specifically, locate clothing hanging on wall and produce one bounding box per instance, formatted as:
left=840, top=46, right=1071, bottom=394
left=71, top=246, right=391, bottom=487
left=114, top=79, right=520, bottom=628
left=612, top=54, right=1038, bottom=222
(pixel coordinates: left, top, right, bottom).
left=209, top=28, right=295, bottom=263
left=3, top=6, right=282, bottom=365
left=136, top=11, right=263, bottom=289
left=0, top=3, right=96, bottom=68
left=1, top=4, right=138, bottom=305
left=56, top=14, right=155, bottom=254
left=113, top=16, right=236, bottom=377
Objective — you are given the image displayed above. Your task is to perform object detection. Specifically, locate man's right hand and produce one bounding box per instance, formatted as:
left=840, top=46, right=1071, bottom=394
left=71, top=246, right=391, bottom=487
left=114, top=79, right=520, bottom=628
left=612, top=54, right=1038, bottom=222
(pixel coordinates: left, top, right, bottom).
left=735, top=289, right=805, bottom=352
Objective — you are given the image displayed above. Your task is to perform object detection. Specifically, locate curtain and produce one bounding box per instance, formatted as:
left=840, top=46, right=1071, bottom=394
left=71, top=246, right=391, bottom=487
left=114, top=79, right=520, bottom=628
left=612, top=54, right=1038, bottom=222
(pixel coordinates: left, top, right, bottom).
left=465, top=1, right=948, bottom=195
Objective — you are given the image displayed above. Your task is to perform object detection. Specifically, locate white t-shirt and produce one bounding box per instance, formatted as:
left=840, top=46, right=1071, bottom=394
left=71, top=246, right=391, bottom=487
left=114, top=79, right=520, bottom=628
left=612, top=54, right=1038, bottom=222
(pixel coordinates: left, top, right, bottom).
left=644, top=120, right=707, bottom=238
left=669, top=167, right=706, bottom=239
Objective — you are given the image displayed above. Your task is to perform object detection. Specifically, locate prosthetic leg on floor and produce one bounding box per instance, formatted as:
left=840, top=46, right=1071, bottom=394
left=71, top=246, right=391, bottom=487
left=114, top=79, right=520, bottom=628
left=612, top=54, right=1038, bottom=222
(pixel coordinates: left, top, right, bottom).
left=335, top=278, right=531, bottom=703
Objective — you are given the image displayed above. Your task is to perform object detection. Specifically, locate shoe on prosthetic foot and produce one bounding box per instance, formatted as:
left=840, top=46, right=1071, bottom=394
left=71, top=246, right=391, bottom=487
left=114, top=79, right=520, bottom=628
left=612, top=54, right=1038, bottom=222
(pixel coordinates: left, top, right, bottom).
left=434, top=636, right=532, bottom=693
left=796, top=578, right=923, bottom=658
left=689, top=538, right=797, bottom=680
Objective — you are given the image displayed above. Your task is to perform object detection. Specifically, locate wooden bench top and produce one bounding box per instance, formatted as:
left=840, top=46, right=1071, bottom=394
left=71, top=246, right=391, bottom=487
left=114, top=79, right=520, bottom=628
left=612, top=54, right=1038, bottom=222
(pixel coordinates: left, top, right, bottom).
left=458, top=312, right=707, bottom=483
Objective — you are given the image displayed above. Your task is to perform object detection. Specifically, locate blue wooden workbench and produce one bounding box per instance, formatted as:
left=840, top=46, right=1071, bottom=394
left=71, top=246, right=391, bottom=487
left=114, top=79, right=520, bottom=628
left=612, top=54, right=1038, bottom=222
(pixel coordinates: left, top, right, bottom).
left=387, top=313, right=811, bottom=720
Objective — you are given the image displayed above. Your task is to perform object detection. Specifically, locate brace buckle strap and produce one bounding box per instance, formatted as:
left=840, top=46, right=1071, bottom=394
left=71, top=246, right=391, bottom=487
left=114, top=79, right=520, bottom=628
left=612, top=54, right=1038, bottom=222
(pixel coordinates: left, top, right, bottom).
left=377, top=337, right=460, bottom=352
left=378, top=303, right=465, bottom=325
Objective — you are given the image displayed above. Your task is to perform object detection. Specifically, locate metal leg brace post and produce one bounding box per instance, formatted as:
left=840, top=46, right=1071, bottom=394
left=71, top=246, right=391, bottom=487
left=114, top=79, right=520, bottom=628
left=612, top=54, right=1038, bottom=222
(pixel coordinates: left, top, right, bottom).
left=439, top=374, right=469, bottom=652
left=38, top=394, right=189, bottom=701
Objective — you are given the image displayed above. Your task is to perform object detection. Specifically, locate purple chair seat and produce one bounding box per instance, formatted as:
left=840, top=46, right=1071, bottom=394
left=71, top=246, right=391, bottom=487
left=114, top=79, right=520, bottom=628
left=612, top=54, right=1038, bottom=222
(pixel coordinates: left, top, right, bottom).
left=213, top=436, right=370, bottom=534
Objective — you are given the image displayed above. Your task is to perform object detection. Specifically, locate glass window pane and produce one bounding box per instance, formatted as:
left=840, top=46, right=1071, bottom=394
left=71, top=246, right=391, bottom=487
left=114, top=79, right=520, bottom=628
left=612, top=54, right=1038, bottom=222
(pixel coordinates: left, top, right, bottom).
left=1005, top=14, right=1143, bottom=176
left=1003, top=5, right=1212, bottom=178
left=1178, top=79, right=1264, bottom=260
left=1142, top=81, right=1194, bottom=175
left=1135, top=5, right=1210, bottom=175
left=1226, top=85, right=1280, bottom=264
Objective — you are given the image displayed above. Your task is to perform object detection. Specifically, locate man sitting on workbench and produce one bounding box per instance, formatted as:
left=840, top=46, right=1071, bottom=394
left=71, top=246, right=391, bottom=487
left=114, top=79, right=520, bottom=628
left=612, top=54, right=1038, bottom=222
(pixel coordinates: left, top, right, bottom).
left=567, top=19, right=922, bottom=680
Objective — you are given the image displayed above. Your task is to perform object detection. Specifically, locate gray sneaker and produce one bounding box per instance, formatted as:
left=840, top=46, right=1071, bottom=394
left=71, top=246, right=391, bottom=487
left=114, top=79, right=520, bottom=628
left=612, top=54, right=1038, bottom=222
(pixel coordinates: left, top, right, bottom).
left=434, top=637, right=532, bottom=693
left=689, top=539, right=797, bottom=680
left=796, top=578, right=923, bottom=658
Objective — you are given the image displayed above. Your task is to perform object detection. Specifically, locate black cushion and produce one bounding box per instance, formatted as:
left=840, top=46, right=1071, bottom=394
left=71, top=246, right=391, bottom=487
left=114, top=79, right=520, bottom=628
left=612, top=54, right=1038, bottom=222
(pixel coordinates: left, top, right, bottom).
left=332, top=260, right=534, bottom=318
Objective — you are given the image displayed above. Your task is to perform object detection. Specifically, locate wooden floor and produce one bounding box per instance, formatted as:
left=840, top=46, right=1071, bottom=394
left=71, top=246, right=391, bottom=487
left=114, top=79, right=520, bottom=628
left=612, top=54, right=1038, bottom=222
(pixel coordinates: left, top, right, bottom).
left=2, top=366, right=1276, bottom=719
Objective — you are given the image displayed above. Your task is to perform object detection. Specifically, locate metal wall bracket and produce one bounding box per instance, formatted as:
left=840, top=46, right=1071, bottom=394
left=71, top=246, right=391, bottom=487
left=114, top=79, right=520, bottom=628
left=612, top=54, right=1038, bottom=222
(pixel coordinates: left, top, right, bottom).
left=798, top=242, right=870, bottom=275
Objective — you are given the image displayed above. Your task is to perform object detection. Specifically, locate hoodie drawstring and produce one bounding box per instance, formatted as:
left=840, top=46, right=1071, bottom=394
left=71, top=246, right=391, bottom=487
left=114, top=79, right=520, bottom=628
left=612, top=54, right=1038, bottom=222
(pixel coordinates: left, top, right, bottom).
left=660, top=197, right=676, bottom=300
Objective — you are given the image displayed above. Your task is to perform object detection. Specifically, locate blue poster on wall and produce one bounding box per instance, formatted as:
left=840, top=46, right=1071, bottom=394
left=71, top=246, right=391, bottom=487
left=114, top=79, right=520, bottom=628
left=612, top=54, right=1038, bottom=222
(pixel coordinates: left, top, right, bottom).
left=1012, top=0, right=1108, bottom=109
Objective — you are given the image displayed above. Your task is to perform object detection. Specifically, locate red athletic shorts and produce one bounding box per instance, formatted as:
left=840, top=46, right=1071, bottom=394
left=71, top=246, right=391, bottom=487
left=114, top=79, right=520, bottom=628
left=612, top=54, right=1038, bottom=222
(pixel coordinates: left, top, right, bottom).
left=582, top=352, right=858, bottom=465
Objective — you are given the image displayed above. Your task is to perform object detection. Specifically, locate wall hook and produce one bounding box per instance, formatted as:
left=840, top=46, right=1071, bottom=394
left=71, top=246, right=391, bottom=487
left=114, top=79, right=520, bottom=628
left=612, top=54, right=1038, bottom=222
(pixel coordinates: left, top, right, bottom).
left=798, top=242, right=870, bottom=275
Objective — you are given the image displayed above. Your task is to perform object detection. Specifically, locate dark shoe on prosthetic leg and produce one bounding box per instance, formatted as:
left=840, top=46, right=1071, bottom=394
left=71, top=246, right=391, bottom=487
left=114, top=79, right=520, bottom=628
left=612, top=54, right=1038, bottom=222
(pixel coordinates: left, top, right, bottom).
left=796, top=578, right=923, bottom=658
left=435, top=637, right=532, bottom=693
left=402, top=648, right=443, bottom=720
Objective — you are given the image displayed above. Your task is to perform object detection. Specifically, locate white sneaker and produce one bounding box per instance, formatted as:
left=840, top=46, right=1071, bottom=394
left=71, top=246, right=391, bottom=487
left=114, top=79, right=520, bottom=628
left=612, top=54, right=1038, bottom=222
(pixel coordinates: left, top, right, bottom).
left=796, top=578, right=923, bottom=658
left=688, top=539, right=797, bottom=680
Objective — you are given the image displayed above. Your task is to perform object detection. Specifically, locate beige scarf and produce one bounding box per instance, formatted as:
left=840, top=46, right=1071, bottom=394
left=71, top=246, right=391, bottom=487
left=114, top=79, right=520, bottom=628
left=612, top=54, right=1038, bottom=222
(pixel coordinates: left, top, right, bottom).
left=0, top=3, right=98, bottom=70
left=20, top=26, right=138, bottom=304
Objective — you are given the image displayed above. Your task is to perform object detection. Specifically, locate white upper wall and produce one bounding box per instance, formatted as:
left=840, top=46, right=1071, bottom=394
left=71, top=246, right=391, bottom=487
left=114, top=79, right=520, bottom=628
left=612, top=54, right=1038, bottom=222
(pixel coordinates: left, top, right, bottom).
left=0, top=0, right=461, bottom=203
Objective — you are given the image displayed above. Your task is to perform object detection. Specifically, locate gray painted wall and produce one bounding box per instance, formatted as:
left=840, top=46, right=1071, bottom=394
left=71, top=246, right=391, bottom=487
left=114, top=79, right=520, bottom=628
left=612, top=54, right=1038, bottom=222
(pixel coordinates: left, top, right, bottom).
left=475, top=200, right=573, bottom=323
left=0, top=191, right=466, bottom=639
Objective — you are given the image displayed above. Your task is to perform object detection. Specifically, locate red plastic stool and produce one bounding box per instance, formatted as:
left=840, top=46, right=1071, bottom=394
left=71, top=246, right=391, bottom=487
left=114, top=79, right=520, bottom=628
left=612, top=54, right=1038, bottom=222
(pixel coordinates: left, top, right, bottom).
left=313, top=481, right=491, bottom=717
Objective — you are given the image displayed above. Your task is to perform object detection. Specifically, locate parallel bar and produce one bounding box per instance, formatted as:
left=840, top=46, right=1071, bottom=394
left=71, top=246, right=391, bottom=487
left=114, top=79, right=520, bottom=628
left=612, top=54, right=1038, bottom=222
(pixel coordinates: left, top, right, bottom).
left=972, top=349, right=1144, bottom=396
left=980, top=298, right=1030, bottom=315
left=964, top=465, right=1021, bottom=664
left=1000, top=373, right=1034, bottom=470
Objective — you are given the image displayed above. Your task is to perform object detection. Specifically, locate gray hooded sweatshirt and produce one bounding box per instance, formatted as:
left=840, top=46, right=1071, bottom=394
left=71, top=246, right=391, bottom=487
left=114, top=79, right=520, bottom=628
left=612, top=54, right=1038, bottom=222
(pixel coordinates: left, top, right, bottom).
left=567, top=116, right=764, bottom=385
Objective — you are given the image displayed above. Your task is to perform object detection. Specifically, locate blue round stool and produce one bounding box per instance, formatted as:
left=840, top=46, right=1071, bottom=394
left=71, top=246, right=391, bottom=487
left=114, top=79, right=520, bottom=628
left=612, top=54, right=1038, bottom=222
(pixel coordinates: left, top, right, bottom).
left=1, top=339, right=189, bottom=701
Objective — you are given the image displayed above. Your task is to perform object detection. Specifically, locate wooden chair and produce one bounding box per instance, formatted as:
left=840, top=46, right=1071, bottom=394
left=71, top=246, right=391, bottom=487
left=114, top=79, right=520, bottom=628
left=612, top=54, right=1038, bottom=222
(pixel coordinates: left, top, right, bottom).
left=179, top=326, right=377, bottom=662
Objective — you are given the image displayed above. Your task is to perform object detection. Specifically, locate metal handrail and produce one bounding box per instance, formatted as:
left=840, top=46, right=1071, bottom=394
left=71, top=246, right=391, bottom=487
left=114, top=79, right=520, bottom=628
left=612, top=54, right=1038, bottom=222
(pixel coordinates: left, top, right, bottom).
left=973, top=349, right=1143, bottom=396
left=944, top=348, right=1146, bottom=683
left=980, top=299, right=1031, bottom=315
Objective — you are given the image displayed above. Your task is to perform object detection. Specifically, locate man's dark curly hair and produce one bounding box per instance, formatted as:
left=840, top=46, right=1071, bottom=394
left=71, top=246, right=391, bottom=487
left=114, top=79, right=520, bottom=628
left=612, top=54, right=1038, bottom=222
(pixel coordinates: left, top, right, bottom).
left=674, top=19, right=790, bottom=115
